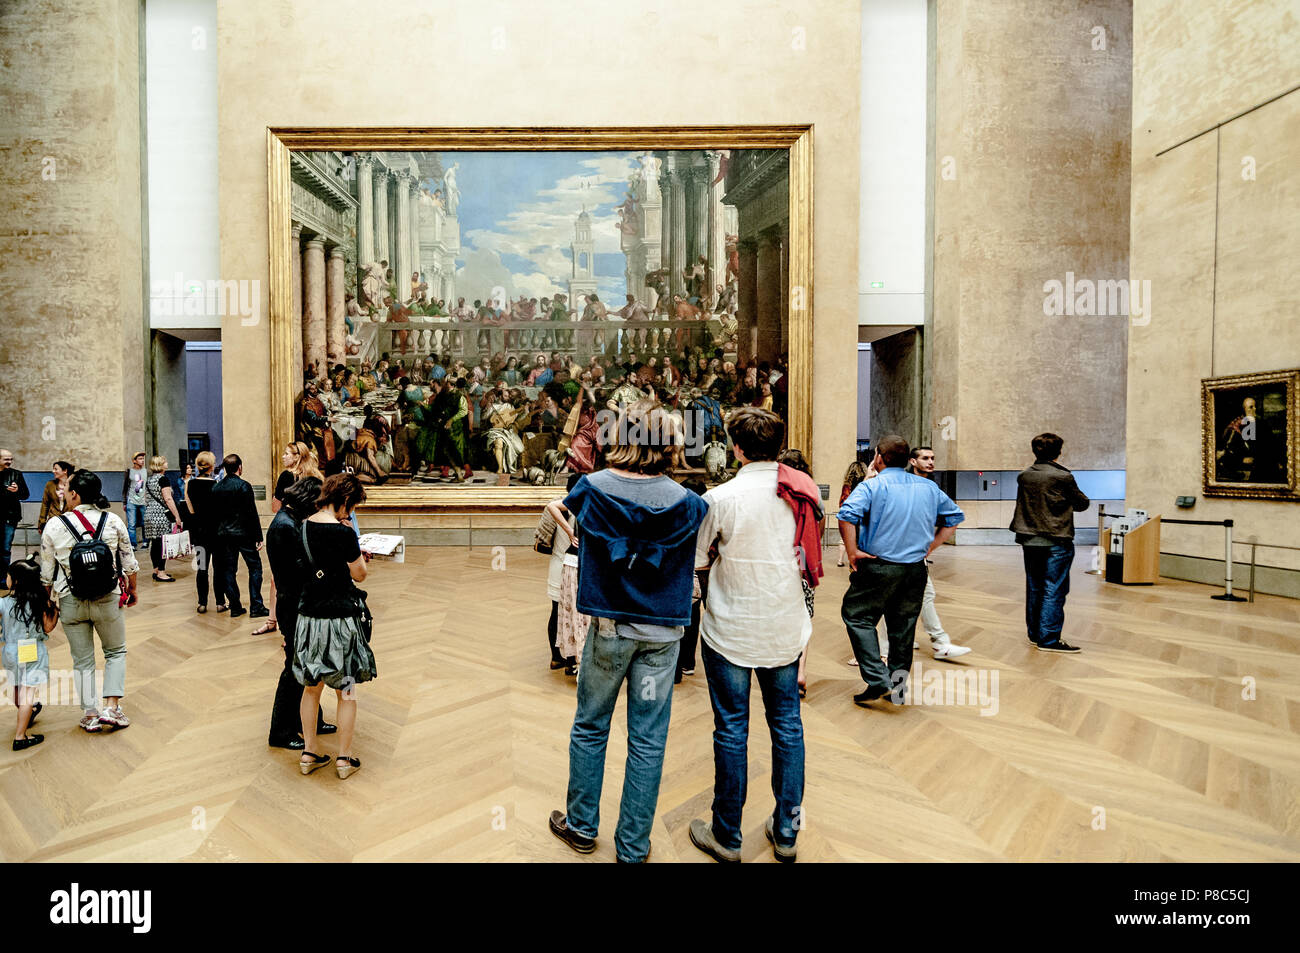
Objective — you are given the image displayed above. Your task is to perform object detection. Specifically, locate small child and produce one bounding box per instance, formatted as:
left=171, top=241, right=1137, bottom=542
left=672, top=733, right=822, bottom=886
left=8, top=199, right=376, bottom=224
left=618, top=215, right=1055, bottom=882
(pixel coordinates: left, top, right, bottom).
left=2, top=557, right=58, bottom=751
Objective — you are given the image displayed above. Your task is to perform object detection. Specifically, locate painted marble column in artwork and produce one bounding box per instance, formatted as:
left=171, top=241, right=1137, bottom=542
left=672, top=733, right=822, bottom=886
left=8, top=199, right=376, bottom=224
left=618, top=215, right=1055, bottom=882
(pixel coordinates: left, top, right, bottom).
left=355, top=154, right=375, bottom=268
left=302, top=237, right=327, bottom=378
left=291, top=223, right=304, bottom=383
left=736, top=238, right=758, bottom=367
left=408, top=175, right=422, bottom=288
left=373, top=166, right=390, bottom=266
left=325, top=244, right=346, bottom=366
left=394, top=171, right=412, bottom=300
left=670, top=163, right=687, bottom=298
left=755, top=230, right=782, bottom=364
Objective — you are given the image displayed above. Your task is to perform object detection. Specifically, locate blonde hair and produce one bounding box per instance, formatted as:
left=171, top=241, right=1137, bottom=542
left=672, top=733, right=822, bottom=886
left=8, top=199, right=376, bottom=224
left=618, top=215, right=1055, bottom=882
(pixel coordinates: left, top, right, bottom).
left=289, top=441, right=323, bottom=479
left=194, top=451, right=217, bottom=475
left=148, top=455, right=167, bottom=473
left=601, top=399, right=684, bottom=475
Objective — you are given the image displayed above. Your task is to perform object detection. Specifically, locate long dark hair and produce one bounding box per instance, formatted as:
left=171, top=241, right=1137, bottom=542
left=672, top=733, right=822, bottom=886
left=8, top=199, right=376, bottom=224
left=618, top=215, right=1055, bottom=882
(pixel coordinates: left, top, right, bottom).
left=68, top=469, right=110, bottom=509
left=5, top=557, right=54, bottom=629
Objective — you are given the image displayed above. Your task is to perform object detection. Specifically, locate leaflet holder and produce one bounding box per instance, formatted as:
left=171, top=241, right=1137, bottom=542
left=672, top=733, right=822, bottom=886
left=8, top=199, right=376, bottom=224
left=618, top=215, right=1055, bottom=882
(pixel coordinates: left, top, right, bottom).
left=1100, top=514, right=1161, bottom=585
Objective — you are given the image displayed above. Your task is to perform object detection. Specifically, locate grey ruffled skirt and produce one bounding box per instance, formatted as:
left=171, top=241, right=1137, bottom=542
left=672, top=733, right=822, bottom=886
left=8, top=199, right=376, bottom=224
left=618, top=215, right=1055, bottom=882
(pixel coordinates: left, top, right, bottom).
left=292, top=615, right=377, bottom=690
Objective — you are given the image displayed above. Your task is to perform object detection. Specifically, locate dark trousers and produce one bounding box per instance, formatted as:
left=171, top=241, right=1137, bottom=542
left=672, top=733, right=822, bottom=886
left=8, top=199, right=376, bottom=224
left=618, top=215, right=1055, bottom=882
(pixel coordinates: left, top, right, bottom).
left=1022, top=540, right=1074, bottom=645
left=675, top=600, right=701, bottom=681
left=193, top=534, right=225, bottom=607
left=547, top=601, right=567, bottom=664
left=219, top=539, right=265, bottom=612
left=268, top=608, right=325, bottom=743
left=840, top=559, right=928, bottom=698
left=149, top=537, right=167, bottom=572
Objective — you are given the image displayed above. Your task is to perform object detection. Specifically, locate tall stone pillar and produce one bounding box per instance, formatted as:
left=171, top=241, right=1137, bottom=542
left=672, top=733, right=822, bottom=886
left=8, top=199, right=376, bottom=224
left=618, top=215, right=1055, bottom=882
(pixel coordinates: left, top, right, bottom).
left=408, top=176, right=422, bottom=286
left=302, top=237, right=327, bottom=378
left=326, top=245, right=346, bottom=366
left=394, top=171, right=412, bottom=301
left=291, top=224, right=304, bottom=385
left=355, top=154, right=375, bottom=268
left=373, top=166, right=390, bottom=267
left=670, top=165, right=687, bottom=297
left=755, top=232, right=782, bottom=363
left=736, top=239, right=758, bottom=366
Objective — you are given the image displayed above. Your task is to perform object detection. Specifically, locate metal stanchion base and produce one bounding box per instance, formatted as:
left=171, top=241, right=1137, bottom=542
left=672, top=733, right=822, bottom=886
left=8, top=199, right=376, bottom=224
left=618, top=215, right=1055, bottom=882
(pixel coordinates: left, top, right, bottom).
left=1211, top=593, right=1247, bottom=602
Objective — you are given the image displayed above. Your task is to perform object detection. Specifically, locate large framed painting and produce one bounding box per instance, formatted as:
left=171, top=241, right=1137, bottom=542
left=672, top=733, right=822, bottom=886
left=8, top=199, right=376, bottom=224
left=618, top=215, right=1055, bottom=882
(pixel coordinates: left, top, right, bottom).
left=1201, top=368, right=1299, bottom=500
left=267, top=127, right=812, bottom=508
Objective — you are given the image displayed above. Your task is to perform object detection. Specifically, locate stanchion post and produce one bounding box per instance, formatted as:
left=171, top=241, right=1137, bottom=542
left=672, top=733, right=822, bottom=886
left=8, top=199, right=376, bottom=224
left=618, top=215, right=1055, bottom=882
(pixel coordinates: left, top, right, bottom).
left=1249, top=542, right=1257, bottom=603
left=1087, top=504, right=1105, bottom=575
left=1211, top=518, right=1246, bottom=602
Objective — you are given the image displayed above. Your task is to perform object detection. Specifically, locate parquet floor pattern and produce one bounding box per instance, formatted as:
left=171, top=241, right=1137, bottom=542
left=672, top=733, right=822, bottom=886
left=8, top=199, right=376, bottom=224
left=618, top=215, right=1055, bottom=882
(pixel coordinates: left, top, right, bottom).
left=2, top=545, right=1297, bottom=862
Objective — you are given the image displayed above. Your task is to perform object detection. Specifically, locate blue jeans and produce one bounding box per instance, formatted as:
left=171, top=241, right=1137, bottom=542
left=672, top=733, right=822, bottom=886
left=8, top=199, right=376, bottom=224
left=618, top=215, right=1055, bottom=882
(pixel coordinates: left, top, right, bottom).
left=566, top=623, right=679, bottom=863
left=1, top=522, right=15, bottom=579
left=1022, top=541, right=1074, bottom=644
left=700, top=640, right=805, bottom=850
left=124, top=503, right=146, bottom=548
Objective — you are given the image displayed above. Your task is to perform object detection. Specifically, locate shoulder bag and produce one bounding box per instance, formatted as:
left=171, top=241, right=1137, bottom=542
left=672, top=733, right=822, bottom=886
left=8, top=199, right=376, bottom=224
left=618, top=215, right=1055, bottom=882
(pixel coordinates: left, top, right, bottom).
left=300, top=521, right=373, bottom=644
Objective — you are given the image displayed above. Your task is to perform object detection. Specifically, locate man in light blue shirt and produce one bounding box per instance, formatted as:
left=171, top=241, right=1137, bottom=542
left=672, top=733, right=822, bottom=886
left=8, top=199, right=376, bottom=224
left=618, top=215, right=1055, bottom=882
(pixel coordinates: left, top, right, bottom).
left=837, top=435, right=964, bottom=706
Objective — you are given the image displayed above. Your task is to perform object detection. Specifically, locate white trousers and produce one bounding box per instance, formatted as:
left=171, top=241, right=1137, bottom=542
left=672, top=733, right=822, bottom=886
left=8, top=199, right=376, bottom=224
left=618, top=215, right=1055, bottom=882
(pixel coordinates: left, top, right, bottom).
left=919, top=573, right=949, bottom=646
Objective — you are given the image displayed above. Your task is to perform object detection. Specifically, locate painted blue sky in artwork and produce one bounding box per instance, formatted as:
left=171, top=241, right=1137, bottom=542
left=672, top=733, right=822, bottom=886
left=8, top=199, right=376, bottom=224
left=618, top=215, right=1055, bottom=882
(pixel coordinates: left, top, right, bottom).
left=431, top=151, right=651, bottom=308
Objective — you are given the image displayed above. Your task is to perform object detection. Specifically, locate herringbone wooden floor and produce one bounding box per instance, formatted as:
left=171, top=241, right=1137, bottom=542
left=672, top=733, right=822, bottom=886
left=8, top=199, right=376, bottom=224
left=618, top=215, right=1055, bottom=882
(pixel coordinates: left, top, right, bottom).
left=2, top=545, right=1298, bottom=862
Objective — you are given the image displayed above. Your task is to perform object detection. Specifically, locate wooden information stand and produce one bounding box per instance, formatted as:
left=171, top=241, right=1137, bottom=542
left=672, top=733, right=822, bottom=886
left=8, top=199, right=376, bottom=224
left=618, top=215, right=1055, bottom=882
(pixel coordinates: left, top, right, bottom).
left=1100, top=514, right=1161, bottom=585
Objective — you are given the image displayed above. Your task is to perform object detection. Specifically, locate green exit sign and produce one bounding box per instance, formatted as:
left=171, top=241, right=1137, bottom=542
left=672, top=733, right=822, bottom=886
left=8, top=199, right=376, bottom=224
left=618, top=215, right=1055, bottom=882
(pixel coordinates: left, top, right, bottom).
left=870, top=281, right=884, bottom=288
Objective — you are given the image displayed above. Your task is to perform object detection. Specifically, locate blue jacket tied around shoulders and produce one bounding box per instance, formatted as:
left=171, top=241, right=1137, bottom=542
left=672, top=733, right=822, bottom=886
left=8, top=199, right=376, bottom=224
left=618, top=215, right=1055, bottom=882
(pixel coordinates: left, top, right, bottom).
left=563, top=478, right=709, bottom=628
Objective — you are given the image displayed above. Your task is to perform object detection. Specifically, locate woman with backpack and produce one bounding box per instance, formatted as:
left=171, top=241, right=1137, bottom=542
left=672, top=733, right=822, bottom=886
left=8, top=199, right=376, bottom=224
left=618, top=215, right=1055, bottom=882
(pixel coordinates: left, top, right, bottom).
left=38, top=470, right=139, bottom=733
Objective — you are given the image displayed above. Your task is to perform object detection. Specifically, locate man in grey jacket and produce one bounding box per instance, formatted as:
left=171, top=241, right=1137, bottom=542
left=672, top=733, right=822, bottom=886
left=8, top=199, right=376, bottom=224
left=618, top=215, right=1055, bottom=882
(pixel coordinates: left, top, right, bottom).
left=1010, top=433, right=1090, bottom=652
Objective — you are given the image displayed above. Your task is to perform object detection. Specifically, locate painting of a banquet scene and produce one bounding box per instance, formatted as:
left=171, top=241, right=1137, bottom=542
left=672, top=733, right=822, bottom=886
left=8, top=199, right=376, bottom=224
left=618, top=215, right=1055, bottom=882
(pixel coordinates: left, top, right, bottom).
left=289, top=147, right=793, bottom=488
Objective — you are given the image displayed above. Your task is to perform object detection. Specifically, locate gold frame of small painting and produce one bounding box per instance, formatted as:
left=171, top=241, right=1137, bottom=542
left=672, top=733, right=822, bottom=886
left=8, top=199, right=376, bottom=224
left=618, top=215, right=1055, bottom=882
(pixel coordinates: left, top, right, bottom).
left=1201, top=368, right=1299, bottom=500
left=267, top=125, right=814, bottom=509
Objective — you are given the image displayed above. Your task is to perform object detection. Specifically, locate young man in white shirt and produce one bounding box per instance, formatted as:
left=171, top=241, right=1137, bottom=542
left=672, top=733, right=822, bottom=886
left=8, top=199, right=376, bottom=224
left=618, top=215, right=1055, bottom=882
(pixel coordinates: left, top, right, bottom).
left=688, top=407, right=810, bottom=863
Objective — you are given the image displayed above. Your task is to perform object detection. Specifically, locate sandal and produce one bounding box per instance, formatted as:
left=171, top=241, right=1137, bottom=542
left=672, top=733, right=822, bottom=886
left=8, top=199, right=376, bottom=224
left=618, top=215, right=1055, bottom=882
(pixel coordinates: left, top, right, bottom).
left=336, top=756, right=361, bottom=780
left=299, top=752, right=331, bottom=776
left=153, top=572, right=175, bottom=582
left=251, top=620, right=278, bottom=636
left=216, top=603, right=229, bottom=613
left=197, top=604, right=207, bottom=614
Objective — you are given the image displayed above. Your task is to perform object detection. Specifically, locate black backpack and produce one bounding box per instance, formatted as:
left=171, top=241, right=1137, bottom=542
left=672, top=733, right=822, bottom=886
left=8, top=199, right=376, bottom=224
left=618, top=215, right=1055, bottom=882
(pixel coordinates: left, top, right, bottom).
left=58, top=512, right=119, bottom=600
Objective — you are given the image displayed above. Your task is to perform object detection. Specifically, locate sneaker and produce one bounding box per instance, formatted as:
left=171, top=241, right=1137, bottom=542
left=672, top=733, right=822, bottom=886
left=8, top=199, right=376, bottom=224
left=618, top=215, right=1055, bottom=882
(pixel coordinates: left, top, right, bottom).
left=764, top=816, right=797, bottom=863
left=932, top=643, right=972, bottom=660
left=549, top=810, right=596, bottom=854
left=680, top=667, right=695, bottom=676
left=689, top=818, right=741, bottom=863
left=1037, top=640, right=1081, bottom=653
left=98, top=705, right=130, bottom=729
left=249, top=607, right=270, bottom=619
left=79, top=710, right=103, bottom=732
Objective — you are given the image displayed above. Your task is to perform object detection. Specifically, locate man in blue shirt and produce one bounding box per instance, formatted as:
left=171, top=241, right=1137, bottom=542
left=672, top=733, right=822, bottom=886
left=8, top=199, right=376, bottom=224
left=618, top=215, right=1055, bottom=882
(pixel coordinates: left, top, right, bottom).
left=837, top=435, right=964, bottom=706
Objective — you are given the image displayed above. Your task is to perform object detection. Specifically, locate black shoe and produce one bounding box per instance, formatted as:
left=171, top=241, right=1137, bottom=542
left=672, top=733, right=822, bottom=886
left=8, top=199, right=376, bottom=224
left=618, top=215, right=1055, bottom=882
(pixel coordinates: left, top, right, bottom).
left=29, top=702, right=41, bottom=725
left=269, top=737, right=305, bottom=750
left=317, top=723, right=338, bottom=735
left=1027, top=635, right=1039, bottom=645
left=250, top=607, right=270, bottom=618
left=12, top=734, right=44, bottom=751
left=1037, top=640, right=1081, bottom=653
left=230, top=607, right=247, bottom=618
left=549, top=659, right=569, bottom=670
left=853, top=685, right=893, bottom=707
left=549, top=810, right=596, bottom=854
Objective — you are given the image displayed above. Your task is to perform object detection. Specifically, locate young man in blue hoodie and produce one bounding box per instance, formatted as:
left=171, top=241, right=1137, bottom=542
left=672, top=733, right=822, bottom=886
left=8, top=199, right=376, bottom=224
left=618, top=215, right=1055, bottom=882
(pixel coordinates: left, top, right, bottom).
left=546, top=400, right=709, bottom=863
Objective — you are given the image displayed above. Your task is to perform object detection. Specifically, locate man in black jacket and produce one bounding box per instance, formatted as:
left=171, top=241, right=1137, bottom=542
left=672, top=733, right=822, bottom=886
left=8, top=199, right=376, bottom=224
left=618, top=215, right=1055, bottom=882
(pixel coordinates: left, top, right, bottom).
left=264, top=475, right=334, bottom=748
left=0, top=449, right=30, bottom=580
left=210, top=454, right=267, bottom=619
left=1010, top=433, right=1090, bottom=653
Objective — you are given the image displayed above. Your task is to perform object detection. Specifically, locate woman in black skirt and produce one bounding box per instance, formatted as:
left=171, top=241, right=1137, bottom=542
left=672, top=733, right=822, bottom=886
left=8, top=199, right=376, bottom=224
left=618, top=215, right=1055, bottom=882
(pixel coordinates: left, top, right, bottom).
left=294, top=473, right=374, bottom=780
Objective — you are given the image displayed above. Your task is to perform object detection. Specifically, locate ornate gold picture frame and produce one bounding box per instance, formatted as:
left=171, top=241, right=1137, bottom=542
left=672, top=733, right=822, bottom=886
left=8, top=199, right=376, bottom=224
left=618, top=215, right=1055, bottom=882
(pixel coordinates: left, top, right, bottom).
left=1201, top=368, right=1299, bottom=500
left=266, top=126, right=813, bottom=509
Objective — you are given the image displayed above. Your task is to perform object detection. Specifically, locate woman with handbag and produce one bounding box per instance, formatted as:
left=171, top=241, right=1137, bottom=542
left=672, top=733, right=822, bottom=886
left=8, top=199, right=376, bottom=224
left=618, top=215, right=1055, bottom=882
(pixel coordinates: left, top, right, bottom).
left=293, top=473, right=375, bottom=780
left=143, top=456, right=184, bottom=582
left=184, top=451, right=224, bottom=613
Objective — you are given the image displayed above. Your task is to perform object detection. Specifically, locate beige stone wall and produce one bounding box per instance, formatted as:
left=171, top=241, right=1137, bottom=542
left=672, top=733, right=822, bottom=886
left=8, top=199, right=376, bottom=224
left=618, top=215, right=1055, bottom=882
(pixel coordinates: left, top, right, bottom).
left=1128, top=0, right=1300, bottom=574
left=0, top=0, right=146, bottom=470
left=928, top=0, right=1131, bottom=478
left=215, top=0, right=861, bottom=502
